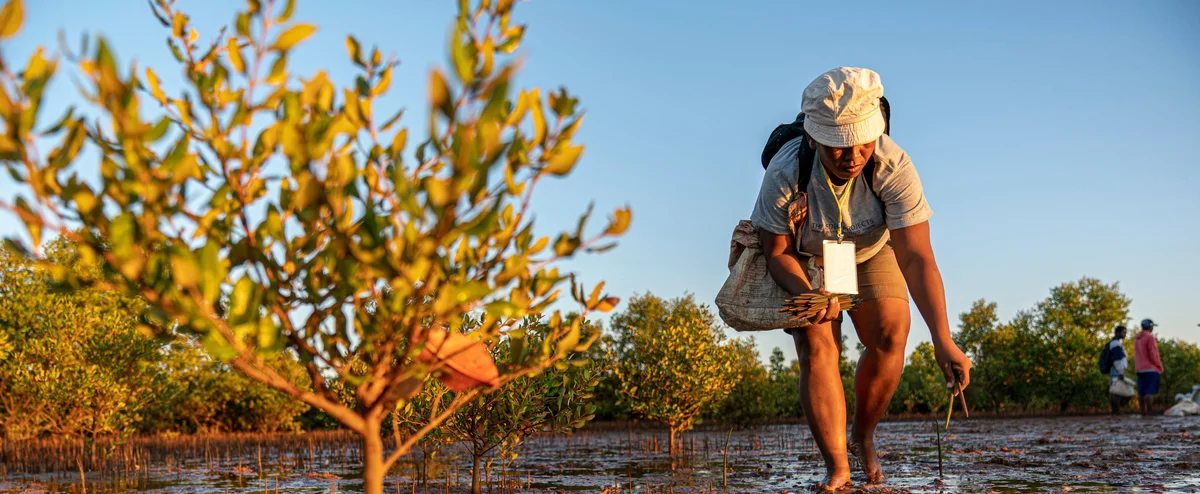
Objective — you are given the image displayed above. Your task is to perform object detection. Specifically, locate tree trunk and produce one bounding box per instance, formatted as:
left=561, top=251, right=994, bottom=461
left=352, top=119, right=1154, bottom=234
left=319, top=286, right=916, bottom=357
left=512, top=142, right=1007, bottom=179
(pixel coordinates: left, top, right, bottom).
left=669, top=426, right=679, bottom=457
left=421, top=455, right=428, bottom=488
left=78, top=435, right=87, bottom=494
left=471, top=453, right=483, bottom=494
left=361, top=421, right=385, bottom=494
left=78, top=455, right=86, bottom=494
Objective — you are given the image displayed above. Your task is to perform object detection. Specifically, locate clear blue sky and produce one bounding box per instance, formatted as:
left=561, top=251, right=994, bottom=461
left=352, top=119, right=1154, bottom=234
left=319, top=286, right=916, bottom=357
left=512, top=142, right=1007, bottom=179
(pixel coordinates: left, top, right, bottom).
left=4, top=0, right=1198, bottom=363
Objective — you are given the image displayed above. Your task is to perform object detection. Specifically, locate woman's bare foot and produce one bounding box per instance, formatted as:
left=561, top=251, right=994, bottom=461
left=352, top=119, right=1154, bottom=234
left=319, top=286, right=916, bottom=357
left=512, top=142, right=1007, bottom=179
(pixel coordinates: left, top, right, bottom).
left=849, top=435, right=886, bottom=484
left=814, top=468, right=852, bottom=492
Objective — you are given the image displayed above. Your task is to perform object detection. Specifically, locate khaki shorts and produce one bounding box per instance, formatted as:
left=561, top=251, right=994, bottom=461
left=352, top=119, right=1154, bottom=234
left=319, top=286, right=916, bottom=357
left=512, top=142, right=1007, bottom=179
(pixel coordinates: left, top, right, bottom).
left=784, top=245, right=908, bottom=333
left=855, top=244, right=909, bottom=302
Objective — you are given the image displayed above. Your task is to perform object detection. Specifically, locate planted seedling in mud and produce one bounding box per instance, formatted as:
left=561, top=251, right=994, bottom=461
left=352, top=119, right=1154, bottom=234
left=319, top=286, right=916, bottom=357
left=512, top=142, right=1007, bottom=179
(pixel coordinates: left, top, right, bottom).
left=0, top=0, right=628, bottom=492
left=934, top=420, right=943, bottom=478
left=723, top=427, right=731, bottom=490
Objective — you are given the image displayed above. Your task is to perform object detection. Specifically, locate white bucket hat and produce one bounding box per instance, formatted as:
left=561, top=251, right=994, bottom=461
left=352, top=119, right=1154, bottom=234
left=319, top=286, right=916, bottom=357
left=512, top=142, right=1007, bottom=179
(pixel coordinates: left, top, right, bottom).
left=801, top=67, right=886, bottom=148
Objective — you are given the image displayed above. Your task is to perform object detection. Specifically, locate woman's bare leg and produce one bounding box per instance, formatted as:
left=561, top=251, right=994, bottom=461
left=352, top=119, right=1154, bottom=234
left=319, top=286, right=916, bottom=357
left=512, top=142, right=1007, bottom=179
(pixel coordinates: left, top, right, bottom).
left=847, top=297, right=911, bottom=484
left=793, top=321, right=851, bottom=490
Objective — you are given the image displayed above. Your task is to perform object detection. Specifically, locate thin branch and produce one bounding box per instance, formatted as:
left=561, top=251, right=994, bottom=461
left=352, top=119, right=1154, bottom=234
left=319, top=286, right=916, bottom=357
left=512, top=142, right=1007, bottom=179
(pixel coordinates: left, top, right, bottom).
left=382, top=387, right=479, bottom=470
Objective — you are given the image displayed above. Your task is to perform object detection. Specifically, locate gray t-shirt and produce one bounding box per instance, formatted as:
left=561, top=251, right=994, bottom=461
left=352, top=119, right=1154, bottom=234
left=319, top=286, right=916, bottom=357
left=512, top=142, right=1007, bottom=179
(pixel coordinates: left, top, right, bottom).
left=750, top=134, right=933, bottom=264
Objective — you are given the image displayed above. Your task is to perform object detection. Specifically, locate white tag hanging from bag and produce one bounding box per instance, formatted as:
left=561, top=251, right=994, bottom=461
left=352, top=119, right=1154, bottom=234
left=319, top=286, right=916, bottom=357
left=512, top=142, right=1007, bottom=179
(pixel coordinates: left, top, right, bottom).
left=822, top=240, right=857, bottom=294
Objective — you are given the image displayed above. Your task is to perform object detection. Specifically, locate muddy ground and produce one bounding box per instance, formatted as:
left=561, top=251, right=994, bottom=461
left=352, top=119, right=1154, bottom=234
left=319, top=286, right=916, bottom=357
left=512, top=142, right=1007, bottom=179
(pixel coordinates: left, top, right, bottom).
left=513, top=415, right=1200, bottom=493
left=2, top=415, right=1198, bottom=493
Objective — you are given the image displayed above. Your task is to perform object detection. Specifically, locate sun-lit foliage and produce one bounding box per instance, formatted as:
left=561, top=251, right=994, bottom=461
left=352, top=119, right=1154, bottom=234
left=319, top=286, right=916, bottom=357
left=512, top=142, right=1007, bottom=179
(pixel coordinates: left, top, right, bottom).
left=608, top=293, right=740, bottom=456
left=0, top=0, right=627, bottom=490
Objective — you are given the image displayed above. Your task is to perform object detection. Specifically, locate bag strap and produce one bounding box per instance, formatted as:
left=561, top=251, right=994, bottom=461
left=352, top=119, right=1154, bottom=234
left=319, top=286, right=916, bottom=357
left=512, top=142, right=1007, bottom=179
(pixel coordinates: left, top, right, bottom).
left=863, top=157, right=877, bottom=194
left=796, top=135, right=816, bottom=191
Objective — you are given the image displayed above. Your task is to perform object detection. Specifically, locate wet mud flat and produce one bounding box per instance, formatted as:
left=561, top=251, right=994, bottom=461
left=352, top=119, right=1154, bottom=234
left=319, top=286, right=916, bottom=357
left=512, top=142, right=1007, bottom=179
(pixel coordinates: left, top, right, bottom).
left=2, top=415, right=1197, bottom=493
left=517, top=415, right=1200, bottom=493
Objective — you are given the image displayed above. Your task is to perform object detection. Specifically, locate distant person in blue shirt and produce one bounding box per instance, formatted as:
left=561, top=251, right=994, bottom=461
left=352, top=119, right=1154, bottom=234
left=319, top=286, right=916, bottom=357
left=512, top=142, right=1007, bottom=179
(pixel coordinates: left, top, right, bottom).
left=1107, top=325, right=1129, bottom=415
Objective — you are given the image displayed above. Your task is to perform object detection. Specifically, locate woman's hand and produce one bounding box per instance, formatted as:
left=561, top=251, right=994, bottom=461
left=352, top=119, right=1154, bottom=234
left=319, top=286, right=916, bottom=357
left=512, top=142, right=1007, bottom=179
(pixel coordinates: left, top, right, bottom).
left=806, top=289, right=841, bottom=325
left=934, top=342, right=972, bottom=393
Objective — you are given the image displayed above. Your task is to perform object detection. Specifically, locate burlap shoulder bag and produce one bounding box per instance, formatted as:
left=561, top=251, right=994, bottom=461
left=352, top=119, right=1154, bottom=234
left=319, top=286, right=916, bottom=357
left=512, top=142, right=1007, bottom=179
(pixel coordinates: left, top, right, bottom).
left=715, top=189, right=818, bottom=332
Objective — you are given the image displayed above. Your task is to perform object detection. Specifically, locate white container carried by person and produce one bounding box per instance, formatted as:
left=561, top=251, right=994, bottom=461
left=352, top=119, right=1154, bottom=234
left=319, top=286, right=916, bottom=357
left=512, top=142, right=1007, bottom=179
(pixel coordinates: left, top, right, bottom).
left=1109, top=377, right=1136, bottom=398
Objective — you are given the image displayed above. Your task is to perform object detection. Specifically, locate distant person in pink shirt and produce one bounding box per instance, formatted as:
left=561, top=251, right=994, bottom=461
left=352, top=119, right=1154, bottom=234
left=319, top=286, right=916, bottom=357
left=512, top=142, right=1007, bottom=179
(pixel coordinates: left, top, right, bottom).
left=1134, top=318, right=1165, bottom=415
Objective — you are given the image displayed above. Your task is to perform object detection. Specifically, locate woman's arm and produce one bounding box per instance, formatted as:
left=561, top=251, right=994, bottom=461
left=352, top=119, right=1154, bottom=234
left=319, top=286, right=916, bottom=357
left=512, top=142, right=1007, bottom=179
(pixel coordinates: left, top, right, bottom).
left=890, top=220, right=972, bottom=389
left=759, top=229, right=839, bottom=324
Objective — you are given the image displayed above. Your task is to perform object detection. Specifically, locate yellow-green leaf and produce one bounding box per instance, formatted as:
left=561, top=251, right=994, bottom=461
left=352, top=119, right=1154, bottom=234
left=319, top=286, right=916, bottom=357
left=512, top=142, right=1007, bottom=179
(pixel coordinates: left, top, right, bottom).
left=145, top=68, right=166, bottom=103
left=272, top=24, right=316, bottom=51
left=0, top=0, right=23, bottom=39
left=171, top=11, right=186, bottom=39
left=587, top=281, right=605, bottom=307
left=484, top=301, right=523, bottom=318
left=330, top=153, right=355, bottom=186
left=235, top=13, right=251, bottom=37
left=263, top=207, right=284, bottom=238
left=553, top=234, right=576, bottom=257
left=391, top=128, right=408, bottom=154
left=226, top=37, right=245, bottom=73
left=450, top=20, right=476, bottom=83
left=229, top=276, right=256, bottom=323
left=293, top=173, right=322, bottom=210
left=21, top=46, right=50, bottom=82
left=605, top=207, right=631, bottom=235
left=276, top=0, right=296, bottom=23
left=544, top=144, right=582, bottom=176
left=13, top=197, right=37, bottom=245
left=197, top=240, right=224, bottom=302
left=345, top=35, right=364, bottom=67
left=505, top=90, right=529, bottom=127
left=202, top=331, right=237, bottom=361
left=266, top=55, right=287, bottom=85
left=556, top=319, right=581, bottom=356
left=147, top=117, right=171, bottom=142
left=381, top=109, right=404, bottom=132
left=373, top=66, right=392, bottom=97
left=72, top=187, right=97, bottom=214
left=480, top=37, right=495, bottom=77
left=528, top=236, right=549, bottom=254
left=257, top=317, right=281, bottom=352
left=429, top=70, right=452, bottom=117
left=432, top=281, right=492, bottom=314
left=595, top=296, right=620, bottom=313
left=530, top=89, right=546, bottom=145
left=426, top=177, right=451, bottom=207
left=170, top=250, right=199, bottom=288
left=497, top=25, right=524, bottom=54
